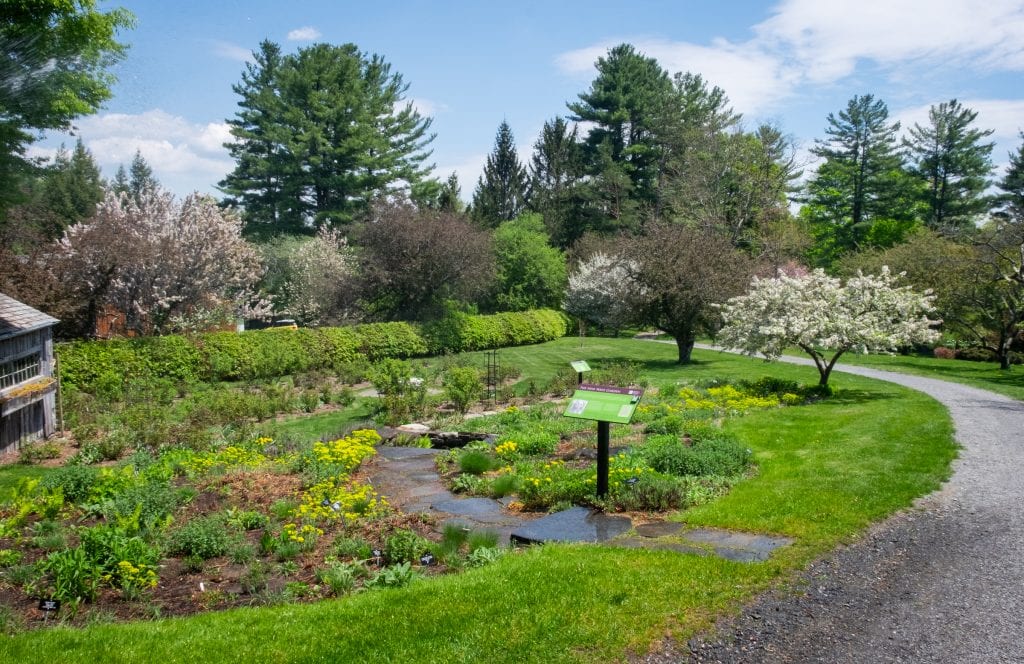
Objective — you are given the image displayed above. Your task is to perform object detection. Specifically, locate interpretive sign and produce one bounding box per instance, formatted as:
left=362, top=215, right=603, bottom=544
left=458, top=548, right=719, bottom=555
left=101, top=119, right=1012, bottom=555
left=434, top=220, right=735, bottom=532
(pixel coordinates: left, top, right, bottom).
left=570, top=360, right=591, bottom=373
left=562, top=382, right=643, bottom=498
left=563, top=383, right=643, bottom=424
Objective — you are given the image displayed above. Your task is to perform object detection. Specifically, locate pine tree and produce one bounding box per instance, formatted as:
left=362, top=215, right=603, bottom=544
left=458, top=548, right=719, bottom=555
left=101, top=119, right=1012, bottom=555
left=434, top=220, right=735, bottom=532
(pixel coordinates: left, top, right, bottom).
left=37, top=139, right=104, bottom=236
left=904, top=99, right=995, bottom=231
left=995, top=133, right=1024, bottom=221
left=128, top=149, right=159, bottom=200
left=472, top=121, right=528, bottom=226
left=437, top=172, right=463, bottom=213
left=220, top=41, right=435, bottom=236
left=111, top=164, right=130, bottom=196
left=567, top=44, right=674, bottom=224
left=804, top=94, right=914, bottom=262
left=527, top=117, right=589, bottom=247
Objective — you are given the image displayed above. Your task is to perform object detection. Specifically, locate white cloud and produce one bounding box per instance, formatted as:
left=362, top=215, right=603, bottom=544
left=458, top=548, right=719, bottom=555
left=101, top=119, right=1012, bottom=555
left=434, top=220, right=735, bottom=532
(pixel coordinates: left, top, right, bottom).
left=287, top=26, right=321, bottom=41
left=895, top=98, right=1024, bottom=141
left=43, top=109, right=235, bottom=196
left=555, top=1, right=1024, bottom=116
left=756, top=0, right=1024, bottom=82
left=211, top=40, right=252, bottom=63
left=403, top=97, right=447, bottom=118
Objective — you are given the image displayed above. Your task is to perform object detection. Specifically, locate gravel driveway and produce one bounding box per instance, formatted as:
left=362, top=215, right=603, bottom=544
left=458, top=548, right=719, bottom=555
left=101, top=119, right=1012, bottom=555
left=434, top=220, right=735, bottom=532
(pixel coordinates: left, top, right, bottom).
left=646, top=349, right=1024, bottom=664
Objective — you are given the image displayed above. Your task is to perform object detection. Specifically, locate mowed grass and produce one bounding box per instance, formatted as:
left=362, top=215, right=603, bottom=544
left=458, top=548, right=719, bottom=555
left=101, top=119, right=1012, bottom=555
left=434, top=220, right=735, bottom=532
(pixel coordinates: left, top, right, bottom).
left=828, top=351, right=1024, bottom=401
left=0, top=338, right=958, bottom=662
left=256, top=397, right=375, bottom=443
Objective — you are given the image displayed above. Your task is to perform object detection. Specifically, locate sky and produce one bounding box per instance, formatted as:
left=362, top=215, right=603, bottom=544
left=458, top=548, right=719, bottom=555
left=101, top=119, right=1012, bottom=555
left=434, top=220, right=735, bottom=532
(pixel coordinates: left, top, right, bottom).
left=32, top=0, right=1024, bottom=201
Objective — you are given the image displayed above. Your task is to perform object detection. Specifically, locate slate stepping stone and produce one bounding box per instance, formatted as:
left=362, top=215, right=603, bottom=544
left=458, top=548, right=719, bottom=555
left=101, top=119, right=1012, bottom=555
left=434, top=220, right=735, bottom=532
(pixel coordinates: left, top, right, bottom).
left=635, top=521, right=685, bottom=538
left=680, top=527, right=793, bottom=562
left=377, top=446, right=440, bottom=460
left=510, top=507, right=632, bottom=545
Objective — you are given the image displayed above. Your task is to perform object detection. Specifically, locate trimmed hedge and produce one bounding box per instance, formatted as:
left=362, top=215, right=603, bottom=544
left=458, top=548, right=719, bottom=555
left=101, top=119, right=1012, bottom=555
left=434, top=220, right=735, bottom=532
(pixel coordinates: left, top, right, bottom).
left=422, top=309, right=569, bottom=354
left=56, top=309, right=567, bottom=393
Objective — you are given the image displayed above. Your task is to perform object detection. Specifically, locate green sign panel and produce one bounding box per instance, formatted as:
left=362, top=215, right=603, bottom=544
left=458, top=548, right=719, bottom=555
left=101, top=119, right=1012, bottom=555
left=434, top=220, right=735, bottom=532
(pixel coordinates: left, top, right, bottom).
left=570, top=360, right=591, bottom=373
left=563, top=383, right=643, bottom=424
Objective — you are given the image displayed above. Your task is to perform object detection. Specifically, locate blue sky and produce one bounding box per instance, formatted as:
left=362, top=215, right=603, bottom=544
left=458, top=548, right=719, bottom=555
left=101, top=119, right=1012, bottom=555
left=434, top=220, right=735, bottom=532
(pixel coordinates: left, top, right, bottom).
left=35, top=0, right=1024, bottom=201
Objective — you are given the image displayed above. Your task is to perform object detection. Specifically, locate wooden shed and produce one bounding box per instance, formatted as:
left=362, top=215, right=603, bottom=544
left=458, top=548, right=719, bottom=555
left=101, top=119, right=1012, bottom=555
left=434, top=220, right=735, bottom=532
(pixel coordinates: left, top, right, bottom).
left=0, top=293, right=59, bottom=452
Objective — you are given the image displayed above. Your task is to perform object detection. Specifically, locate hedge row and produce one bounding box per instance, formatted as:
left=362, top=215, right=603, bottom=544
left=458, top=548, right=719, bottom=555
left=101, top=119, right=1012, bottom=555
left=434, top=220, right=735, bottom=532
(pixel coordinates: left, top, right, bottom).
left=422, top=309, right=569, bottom=354
left=56, top=310, right=568, bottom=393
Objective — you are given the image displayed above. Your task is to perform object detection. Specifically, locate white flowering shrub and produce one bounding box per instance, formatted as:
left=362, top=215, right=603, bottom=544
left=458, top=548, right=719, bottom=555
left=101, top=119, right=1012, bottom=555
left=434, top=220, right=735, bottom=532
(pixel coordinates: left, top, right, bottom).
left=279, top=227, right=358, bottom=325
left=717, top=267, right=940, bottom=385
left=564, top=252, right=644, bottom=331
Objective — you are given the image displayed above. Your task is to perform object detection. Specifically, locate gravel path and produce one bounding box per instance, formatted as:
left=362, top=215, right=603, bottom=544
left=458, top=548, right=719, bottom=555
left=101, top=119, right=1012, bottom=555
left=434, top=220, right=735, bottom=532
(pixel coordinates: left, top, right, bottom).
left=646, top=347, right=1024, bottom=664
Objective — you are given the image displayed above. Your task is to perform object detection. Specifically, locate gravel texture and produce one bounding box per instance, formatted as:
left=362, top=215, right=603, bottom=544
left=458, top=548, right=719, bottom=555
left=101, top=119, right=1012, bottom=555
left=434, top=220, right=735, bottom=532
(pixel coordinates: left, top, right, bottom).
left=645, top=350, right=1024, bottom=664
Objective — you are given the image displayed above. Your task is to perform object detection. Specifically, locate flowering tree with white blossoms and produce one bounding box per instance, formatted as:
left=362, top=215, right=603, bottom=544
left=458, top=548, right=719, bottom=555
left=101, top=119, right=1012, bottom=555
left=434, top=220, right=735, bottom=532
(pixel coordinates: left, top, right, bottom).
left=564, top=252, right=644, bottom=333
left=278, top=226, right=358, bottom=326
left=716, top=267, right=941, bottom=386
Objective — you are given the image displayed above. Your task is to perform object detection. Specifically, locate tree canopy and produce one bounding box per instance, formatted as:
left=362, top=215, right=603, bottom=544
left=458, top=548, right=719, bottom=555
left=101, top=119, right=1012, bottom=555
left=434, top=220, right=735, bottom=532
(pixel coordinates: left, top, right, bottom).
left=904, top=99, right=994, bottom=231
left=220, top=40, right=436, bottom=236
left=718, top=268, right=940, bottom=385
left=0, top=0, right=133, bottom=217
left=472, top=121, right=528, bottom=226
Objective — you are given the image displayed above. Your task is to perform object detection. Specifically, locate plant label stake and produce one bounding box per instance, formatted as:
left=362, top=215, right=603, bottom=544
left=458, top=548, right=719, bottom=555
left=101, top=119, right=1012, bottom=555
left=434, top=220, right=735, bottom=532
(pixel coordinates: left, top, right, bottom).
left=371, top=549, right=383, bottom=566
left=562, top=379, right=643, bottom=498
left=38, top=598, right=59, bottom=622
left=419, top=552, right=435, bottom=566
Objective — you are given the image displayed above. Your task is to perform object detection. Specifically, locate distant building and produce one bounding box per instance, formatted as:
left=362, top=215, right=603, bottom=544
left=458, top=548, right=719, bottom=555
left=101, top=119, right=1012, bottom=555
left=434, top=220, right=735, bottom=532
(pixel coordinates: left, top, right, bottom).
left=0, top=294, right=59, bottom=452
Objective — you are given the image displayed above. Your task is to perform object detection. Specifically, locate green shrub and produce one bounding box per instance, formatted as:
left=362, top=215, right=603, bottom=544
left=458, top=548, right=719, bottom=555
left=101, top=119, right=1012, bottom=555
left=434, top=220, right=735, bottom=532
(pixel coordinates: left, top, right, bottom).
left=422, top=309, right=568, bottom=354
left=355, top=322, right=428, bottom=360
left=442, top=366, right=483, bottom=414
left=42, top=466, right=99, bottom=504
left=613, top=473, right=690, bottom=510
left=170, top=515, right=232, bottom=560
left=224, top=509, right=268, bottom=531
left=490, top=474, right=518, bottom=498
left=641, top=432, right=751, bottom=478
left=458, top=450, right=496, bottom=475
left=365, top=562, right=418, bottom=588
left=331, top=536, right=373, bottom=561
left=466, top=529, right=499, bottom=552
left=385, top=529, right=430, bottom=564
left=738, top=376, right=801, bottom=397
left=40, top=546, right=101, bottom=603
left=316, top=561, right=362, bottom=596
left=467, top=546, right=505, bottom=568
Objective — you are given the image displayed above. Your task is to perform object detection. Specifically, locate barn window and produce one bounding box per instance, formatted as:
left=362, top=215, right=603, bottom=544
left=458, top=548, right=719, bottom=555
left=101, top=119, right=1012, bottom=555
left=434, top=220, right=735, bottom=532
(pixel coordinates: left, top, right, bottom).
left=0, top=354, right=41, bottom=390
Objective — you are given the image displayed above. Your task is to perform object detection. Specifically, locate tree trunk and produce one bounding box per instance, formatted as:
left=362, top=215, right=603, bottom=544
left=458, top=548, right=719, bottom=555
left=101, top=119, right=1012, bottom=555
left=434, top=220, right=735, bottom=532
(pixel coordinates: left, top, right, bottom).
left=675, top=334, right=695, bottom=364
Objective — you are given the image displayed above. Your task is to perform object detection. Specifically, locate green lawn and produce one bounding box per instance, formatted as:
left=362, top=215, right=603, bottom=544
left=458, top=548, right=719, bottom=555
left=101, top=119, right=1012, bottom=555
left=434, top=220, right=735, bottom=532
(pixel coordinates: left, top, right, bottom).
left=256, top=397, right=375, bottom=443
left=0, top=339, right=958, bottom=662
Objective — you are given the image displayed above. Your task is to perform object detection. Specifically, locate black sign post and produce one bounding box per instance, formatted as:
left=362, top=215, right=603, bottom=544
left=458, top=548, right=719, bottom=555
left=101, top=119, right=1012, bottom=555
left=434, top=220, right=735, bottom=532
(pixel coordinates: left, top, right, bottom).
left=563, top=373, right=643, bottom=500
left=596, top=421, right=610, bottom=497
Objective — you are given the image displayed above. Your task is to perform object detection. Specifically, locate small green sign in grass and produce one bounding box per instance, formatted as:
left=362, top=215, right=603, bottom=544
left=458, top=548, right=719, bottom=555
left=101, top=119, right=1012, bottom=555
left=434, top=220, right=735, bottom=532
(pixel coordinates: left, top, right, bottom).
left=570, top=360, right=591, bottom=373
left=563, top=383, right=643, bottom=424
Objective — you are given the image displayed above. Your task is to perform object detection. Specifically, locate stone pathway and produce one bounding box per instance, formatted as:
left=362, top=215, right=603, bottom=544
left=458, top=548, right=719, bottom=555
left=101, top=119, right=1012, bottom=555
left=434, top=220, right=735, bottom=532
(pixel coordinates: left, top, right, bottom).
left=367, top=446, right=534, bottom=542
left=509, top=508, right=791, bottom=562
left=369, top=444, right=794, bottom=562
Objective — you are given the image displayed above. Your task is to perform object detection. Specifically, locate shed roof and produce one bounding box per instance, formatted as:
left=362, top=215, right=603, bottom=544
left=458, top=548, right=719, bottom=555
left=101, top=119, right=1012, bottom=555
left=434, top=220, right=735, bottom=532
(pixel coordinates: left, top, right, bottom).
left=0, top=293, right=59, bottom=341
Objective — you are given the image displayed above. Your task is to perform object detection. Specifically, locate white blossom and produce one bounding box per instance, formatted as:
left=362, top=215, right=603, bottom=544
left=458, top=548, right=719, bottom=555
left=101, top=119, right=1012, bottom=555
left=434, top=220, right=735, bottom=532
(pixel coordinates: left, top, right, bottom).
left=564, top=252, right=645, bottom=331
left=716, top=267, right=941, bottom=385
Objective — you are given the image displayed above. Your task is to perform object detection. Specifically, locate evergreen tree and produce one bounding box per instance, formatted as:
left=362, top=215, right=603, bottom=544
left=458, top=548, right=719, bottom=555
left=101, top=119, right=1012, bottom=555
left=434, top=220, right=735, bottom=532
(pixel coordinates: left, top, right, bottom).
left=111, top=164, right=130, bottom=196
left=472, top=121, right=528, bottom=226
left=995, top=133, right=1024, bottom=221
left=128, top=149, right=159, bottom=200
left=220, top=41, right=435, bottom=236
left=527, top=117, right=591, bottom=247
left=36, top=139, right=104, bottom=236
left=904, top=99, right=994, bottom=231
left=0, top=1, right=133, bottom=219
left=437, top=172, right=463, bottom=214
left=568, top=44, right=674, bottom=226
left=803, top=94, right=915, bottom=263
